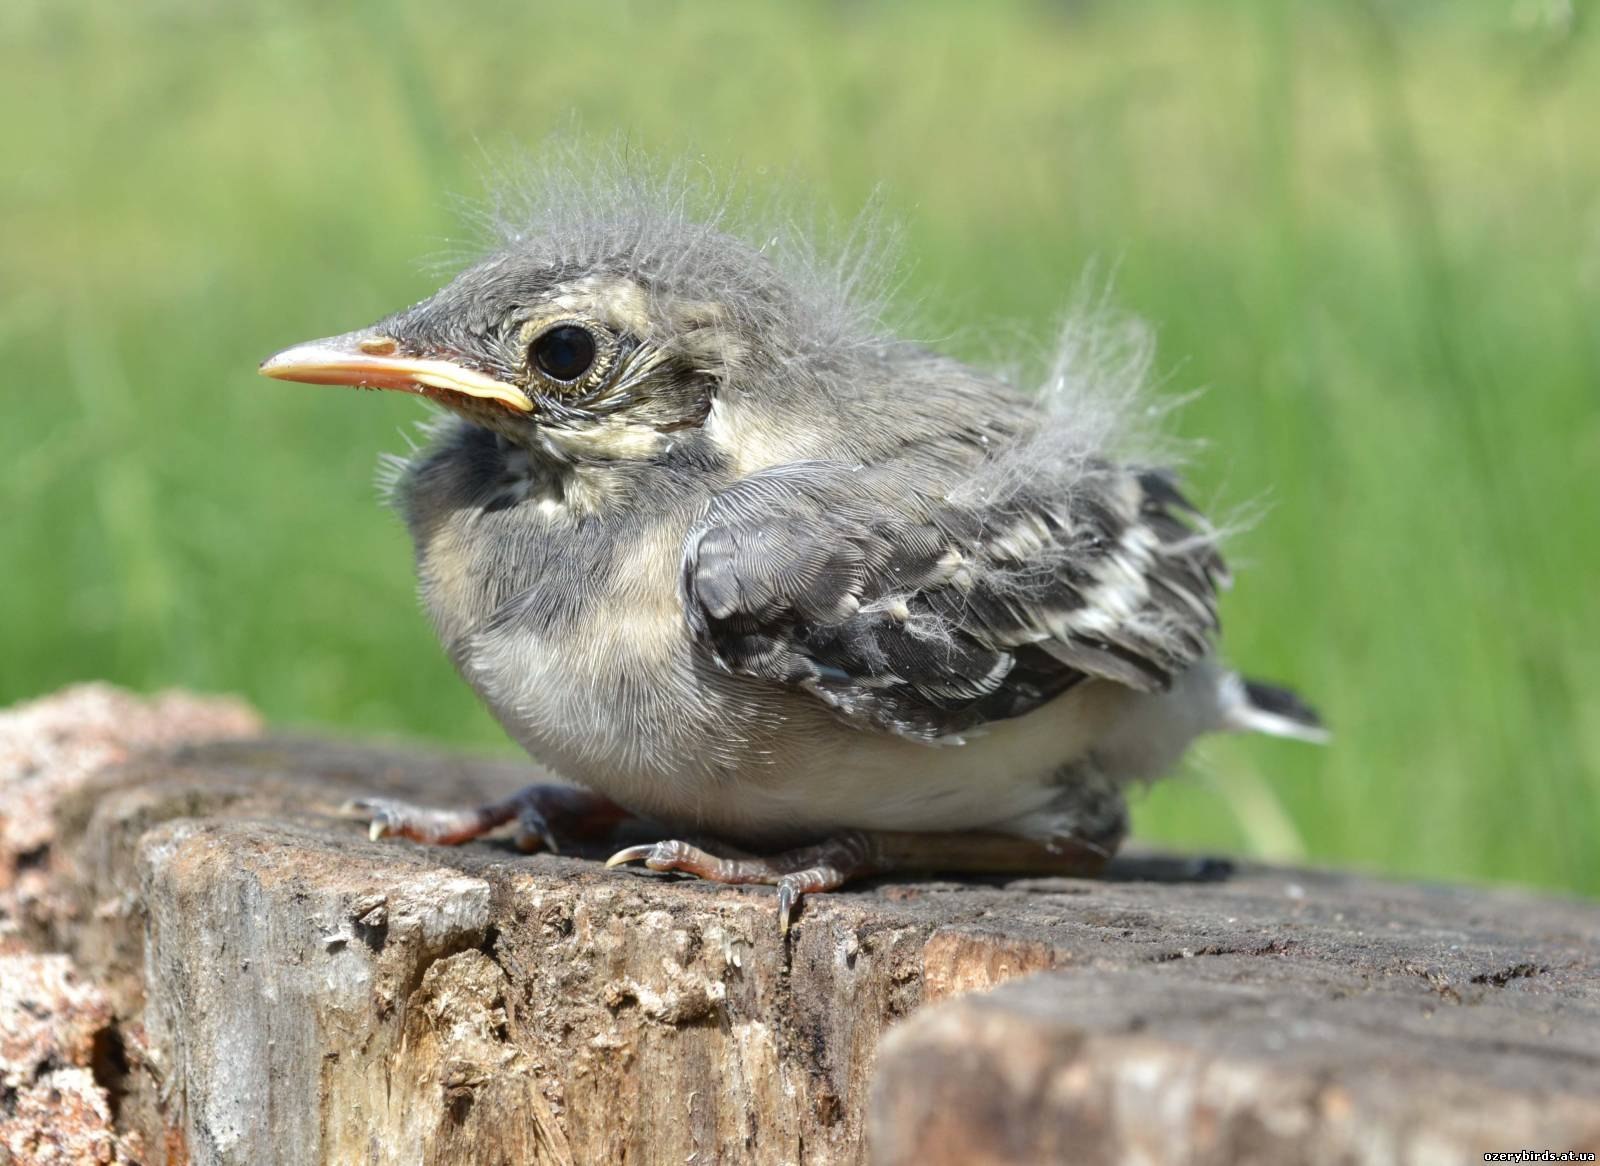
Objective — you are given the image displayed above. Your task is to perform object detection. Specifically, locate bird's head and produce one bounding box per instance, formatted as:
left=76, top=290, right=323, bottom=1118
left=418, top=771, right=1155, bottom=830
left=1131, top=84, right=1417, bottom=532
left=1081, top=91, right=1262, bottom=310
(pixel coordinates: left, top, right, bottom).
left=260, top=189, right=875, bottom=463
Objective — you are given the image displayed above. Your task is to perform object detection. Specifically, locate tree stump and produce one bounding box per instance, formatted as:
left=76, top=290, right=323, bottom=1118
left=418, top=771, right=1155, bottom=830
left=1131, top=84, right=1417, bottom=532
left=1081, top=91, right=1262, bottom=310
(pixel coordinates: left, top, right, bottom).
left=2, top=686, right=1597, bottom=1165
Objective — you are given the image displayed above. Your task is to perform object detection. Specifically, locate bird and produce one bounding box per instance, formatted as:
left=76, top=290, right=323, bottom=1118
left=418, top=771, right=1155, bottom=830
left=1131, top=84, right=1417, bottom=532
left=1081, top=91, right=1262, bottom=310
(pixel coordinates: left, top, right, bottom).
left=259, top=161, right=1325, bottom=933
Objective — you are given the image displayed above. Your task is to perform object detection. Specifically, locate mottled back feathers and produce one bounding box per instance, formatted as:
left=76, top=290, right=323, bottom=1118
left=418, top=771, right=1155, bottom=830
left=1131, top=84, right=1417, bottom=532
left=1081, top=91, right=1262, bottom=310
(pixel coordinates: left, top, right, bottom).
left=682, top=453, right=1228, bottom=742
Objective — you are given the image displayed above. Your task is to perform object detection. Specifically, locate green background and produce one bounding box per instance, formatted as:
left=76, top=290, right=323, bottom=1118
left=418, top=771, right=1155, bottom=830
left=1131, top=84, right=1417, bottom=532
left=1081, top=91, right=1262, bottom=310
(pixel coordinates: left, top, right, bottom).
left=3, top=0, right=1595, bottom=895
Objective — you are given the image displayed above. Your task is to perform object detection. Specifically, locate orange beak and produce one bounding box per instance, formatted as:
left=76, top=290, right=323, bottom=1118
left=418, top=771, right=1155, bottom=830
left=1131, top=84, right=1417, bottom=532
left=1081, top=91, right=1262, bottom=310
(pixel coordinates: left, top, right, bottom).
left=259, top=333, right=534, bottom=413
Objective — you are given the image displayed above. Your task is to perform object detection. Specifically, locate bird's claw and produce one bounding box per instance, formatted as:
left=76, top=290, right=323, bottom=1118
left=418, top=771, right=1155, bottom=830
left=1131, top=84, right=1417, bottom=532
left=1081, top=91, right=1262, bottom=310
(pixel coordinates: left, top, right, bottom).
left=603, top=843, right=660, bottom=869
left=340, top=797, right=405, bottom=842
left=775, top=879, right=801, bottom=936
left=514, top=806, right=560, bottom=855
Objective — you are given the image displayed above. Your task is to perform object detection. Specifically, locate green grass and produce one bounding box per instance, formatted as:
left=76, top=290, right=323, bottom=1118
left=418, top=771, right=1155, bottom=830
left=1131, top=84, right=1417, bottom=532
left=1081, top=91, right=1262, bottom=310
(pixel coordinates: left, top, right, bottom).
left=3, top=0, right=1596, bottom=895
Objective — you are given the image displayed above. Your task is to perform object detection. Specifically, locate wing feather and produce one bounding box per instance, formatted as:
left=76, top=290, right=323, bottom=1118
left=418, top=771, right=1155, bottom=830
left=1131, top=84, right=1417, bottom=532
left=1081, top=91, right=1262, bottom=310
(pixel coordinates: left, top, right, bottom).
left=681, top=459, right=1226, bottom=740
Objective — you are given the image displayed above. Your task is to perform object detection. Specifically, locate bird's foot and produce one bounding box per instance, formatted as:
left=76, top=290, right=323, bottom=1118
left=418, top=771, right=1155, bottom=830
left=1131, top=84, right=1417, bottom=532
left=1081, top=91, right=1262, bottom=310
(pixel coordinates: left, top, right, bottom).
left=347, top=783, right=630, bottom=853
left=606, top=830, right=881, bottom=935
left=606, top=827, right=1117, bottom=934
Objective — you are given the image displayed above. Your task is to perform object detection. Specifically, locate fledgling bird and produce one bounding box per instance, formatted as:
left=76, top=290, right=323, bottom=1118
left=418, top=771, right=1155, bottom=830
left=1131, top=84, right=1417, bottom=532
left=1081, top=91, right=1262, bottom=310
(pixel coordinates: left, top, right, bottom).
left=260, top=164, right=1325, bottom=932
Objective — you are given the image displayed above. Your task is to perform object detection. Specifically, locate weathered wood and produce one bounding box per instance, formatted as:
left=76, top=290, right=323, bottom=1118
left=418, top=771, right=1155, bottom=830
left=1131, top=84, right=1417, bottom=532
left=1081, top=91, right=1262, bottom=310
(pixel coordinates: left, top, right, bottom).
left=3, top=686, right=1598, bottom=1165
left=873, top=931, right=1600, bottom=1165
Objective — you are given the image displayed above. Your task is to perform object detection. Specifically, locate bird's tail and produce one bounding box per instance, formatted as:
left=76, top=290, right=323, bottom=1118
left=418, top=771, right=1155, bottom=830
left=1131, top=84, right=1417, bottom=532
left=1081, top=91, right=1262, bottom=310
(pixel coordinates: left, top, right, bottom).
left=1218, top=673, right=1330, bottom=745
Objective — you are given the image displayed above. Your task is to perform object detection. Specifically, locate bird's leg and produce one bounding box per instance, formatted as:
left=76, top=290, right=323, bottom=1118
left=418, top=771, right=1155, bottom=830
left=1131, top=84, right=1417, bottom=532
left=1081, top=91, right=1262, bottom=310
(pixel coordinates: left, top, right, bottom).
left=348, top=783, right=631, bottom=853
left=606, top=827, right=1114, bottom=935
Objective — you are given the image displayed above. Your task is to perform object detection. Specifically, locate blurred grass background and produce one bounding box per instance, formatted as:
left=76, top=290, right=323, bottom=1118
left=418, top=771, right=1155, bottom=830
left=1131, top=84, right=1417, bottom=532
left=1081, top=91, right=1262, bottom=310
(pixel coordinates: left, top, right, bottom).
left=2, top=0, right=1595, bottom=895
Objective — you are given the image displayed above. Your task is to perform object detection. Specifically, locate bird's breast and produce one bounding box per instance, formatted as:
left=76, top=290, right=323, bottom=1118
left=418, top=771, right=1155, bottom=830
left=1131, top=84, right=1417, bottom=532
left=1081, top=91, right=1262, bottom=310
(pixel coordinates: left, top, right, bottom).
left=416, top=499, right=773, bottom=812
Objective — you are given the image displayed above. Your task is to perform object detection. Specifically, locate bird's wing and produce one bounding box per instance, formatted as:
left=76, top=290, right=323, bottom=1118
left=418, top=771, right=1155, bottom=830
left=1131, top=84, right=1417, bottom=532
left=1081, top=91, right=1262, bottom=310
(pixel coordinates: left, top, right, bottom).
left=680, top=458, right=1228, bottom=740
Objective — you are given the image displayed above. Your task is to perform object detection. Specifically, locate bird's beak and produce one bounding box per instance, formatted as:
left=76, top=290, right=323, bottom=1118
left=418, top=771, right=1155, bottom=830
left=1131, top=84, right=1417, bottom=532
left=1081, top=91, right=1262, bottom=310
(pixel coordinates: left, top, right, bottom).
left=259, top=333, right=534, bottom=413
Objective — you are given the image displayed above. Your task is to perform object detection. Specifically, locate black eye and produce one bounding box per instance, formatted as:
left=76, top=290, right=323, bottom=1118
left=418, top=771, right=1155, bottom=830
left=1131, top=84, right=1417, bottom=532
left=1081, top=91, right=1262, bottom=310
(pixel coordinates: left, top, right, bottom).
left=530, top=324, right=597, bottom=382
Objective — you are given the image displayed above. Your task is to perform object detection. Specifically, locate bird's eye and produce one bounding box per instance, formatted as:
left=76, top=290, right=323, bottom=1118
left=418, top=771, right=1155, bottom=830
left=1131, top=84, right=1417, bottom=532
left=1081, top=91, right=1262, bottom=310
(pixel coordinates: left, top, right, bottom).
left=529, top=324, right=597, bottom=383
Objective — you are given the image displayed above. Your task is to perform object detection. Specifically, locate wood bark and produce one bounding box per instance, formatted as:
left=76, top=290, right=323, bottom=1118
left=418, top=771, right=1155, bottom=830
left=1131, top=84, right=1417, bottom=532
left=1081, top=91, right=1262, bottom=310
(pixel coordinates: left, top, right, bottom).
left=2, top=686, right=1597, bottom=1165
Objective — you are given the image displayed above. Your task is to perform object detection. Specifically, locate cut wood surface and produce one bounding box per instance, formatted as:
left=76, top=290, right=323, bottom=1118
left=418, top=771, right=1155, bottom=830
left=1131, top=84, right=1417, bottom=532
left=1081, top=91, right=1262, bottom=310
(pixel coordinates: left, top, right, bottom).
left=2, top=685, right=1597, bottom=1165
